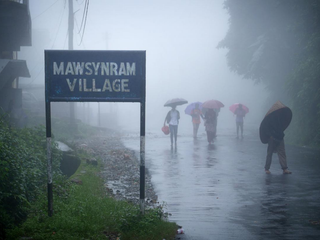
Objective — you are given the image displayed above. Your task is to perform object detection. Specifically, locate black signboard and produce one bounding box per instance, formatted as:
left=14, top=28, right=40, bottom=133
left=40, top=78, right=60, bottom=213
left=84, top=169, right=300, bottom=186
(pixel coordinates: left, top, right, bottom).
left=45, top=50, right=146, bottom=102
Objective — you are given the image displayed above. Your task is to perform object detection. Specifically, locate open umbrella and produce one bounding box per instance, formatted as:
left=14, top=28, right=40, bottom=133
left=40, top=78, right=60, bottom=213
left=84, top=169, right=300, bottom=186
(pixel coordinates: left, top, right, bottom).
left=184, top=102, right=202, bottom=115
left=164, top=98, right=188, bottom=107
left=229, top=103, right=249, bottom=114
left=259, top=101, right=292, bottom=144
left=202, top=99, right=224, bottom=109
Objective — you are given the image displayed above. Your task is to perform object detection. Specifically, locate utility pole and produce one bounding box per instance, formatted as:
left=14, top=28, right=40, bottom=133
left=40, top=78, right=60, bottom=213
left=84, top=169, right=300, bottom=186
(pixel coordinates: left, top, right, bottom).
left=98, top=102, right=101, bottom=127
left=68, top=0, right=73, bottom=50
left=68, top=0, right=76, bottom=129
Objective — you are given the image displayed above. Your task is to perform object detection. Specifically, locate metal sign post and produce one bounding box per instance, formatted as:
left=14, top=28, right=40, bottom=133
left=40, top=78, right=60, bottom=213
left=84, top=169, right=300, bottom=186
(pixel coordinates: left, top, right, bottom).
left=45, top=101, right=53, bottom=216
left=45, top=50, right=146, bottom=216
left=140, top=86, right=146, bottom=214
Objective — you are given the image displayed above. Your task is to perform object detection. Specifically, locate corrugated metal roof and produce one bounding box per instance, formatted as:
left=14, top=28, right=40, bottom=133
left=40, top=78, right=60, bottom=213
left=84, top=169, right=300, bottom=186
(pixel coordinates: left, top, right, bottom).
left=0, top=59, right=30, bottom=90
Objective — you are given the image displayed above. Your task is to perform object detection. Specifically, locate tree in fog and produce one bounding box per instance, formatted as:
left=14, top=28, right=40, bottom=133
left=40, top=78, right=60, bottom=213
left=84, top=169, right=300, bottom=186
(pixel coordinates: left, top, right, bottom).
left=218, top=0, right=320, bottom=147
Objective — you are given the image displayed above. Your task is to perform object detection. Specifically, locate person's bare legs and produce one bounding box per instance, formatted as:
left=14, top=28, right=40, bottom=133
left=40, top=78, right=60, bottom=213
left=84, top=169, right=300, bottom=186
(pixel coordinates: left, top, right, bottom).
left=193, top=123, right=199, bottom=138
left=265, top=138, right=275, bottom=174
left=240, top=122, right=243, bottom=138
left=236, top=123, right=239, bottom=138
left=277, top=140, right=292, bottom=174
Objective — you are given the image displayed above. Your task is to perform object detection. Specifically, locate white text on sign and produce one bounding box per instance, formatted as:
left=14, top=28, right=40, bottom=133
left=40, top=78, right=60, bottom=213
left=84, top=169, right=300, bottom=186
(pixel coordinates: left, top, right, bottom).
left=53, top=61, right=136, bottom=93
left=66, top=78, right=130, bottom=92
left=53, top=62, right=136, bottom=76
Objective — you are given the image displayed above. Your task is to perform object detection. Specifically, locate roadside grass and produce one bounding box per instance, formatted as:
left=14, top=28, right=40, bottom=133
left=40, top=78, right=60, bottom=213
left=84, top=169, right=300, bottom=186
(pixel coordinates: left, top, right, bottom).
left=6, top=149, right=177, bottom=240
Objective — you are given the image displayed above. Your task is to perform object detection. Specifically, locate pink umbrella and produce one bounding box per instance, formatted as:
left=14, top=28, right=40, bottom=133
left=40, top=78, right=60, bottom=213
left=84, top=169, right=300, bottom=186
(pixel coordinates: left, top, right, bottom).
left=229, top=103, right=249, bottom=114
left=202, top=99, right=224, bottom=109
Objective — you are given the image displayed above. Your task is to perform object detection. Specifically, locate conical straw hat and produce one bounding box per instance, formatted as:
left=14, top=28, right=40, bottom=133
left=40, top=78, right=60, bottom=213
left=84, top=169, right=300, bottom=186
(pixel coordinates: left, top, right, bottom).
left=259, top=101, right=292, bottom=144
left=264, top=101, right=287, bottom=118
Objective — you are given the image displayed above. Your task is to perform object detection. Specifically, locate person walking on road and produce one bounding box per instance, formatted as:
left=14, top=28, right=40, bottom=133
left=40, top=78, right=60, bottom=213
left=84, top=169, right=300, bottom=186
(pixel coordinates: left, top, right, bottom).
left=234, top=104, right=246, bottom=139
left=203, top=109, right=217, bottom=144
left=259, top=101, right=292, bottom=174
left=164, top=106, right=180, bottom=147
left=190, top=103, right=202, bottom=138
left=213, top=108, right=220, bottom=137
left=201, top=100, right=224, bottom=138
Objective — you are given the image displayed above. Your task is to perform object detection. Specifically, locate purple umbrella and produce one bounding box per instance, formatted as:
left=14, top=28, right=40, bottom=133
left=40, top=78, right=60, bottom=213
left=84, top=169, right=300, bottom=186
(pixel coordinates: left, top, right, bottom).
left=184, top=102, right=202, bottom=115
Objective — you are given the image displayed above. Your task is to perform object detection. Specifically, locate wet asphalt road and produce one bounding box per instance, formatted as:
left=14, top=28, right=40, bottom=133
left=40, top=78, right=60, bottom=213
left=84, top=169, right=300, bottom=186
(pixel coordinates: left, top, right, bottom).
left=122, top=126, right=320, bottom=240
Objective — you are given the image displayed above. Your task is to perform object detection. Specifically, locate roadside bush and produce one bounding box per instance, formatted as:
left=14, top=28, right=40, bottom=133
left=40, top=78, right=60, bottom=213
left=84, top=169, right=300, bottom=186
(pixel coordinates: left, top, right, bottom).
left=3, top=117, right=177, bottom=240
left=0, top=116, right=62, bottom=238
left=6, top=158, right=177, bottom=240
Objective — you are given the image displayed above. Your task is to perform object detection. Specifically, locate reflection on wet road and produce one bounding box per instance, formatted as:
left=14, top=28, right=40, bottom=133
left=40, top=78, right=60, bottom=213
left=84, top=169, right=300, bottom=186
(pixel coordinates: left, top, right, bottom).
left=122, top=128, right=320, bottom=240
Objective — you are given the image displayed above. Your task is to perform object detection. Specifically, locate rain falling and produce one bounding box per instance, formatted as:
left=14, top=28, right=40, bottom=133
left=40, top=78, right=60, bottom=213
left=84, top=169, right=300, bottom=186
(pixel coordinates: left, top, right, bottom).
left=1, top=0, right=320, bottom=239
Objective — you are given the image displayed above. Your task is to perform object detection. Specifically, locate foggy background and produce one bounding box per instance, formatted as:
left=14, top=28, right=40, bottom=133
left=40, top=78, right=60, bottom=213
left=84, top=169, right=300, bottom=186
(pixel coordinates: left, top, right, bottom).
left=19, top=0, right=268, bottom=135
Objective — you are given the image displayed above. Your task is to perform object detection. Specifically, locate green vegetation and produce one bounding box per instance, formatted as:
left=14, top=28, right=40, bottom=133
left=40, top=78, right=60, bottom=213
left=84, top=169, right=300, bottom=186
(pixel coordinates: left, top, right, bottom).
left=1, top=116, right=177, bottom=239
left=0, top=116, right=62, bottom=238
left=218, top=0, right=320, bottom=148
left=6, top=149, right=177, bottom=240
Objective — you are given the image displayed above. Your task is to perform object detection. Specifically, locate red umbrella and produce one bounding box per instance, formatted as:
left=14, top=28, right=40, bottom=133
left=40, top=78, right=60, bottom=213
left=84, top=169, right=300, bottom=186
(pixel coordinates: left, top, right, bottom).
left=202, top=99, right=224, bottom=109
left=164, top=98, right=188, bottom=107
left=229, top=103, right=249, bottom=114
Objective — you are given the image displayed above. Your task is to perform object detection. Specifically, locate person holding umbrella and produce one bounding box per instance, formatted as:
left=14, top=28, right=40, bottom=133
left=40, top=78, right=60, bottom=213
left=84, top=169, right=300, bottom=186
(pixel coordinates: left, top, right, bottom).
left=203, top=108, right=217, bottom=144
left=259, top=101, right=292, bottom=174
left=230, top=103, right=249, bottom=139
left=202, top=99, right=224, bottom=139
left=164, top=98, right=188, bottom=147
left=190, top=103, right=203, bottom=138
left=184, top=102, right=203, bottom=138
left=164, top=105, right=180, bottom=147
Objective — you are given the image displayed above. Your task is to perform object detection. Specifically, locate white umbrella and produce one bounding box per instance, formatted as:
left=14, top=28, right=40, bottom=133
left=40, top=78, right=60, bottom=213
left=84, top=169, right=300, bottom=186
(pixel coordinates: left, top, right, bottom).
left=164, top=98, right=188, bottom=107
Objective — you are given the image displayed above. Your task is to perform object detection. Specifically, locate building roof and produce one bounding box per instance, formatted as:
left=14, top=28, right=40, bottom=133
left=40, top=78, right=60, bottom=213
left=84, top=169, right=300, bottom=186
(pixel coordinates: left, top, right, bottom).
left=0, top=59, right=30, bottom=90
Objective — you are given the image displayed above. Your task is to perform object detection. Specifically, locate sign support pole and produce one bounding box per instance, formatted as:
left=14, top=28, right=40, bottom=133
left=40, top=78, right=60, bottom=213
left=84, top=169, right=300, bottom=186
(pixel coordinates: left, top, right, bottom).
left=140, top=101, right=146, bottom=214
left=68, top=0, right=76, bottom=129
left=45, top=101, right=53, bottom=217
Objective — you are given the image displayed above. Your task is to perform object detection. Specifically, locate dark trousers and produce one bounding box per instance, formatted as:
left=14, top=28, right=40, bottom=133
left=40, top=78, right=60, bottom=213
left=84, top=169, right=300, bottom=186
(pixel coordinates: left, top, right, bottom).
left=206, top=131, right=215, bottom=143
left=265, top=138, right=288, bottom=170
left=169, top=124, right=178, bottom=145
